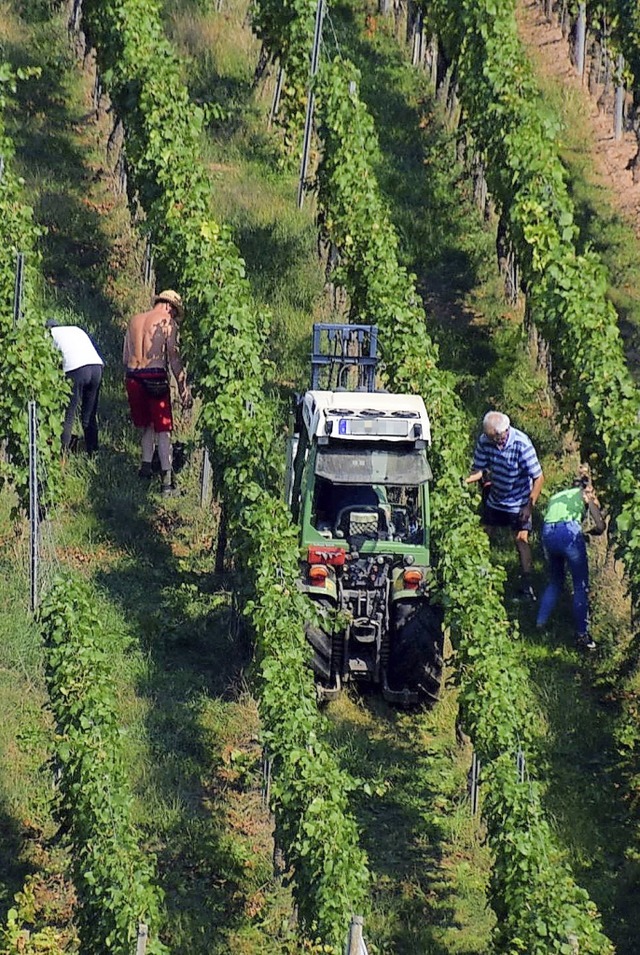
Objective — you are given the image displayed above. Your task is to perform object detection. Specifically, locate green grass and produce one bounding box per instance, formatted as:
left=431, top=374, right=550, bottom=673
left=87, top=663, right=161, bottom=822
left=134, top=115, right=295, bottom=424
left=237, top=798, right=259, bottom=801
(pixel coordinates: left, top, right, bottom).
left=0, top=5, right=298, bottom=950
left=163, top=1, right=502, bottom=947
left=321, top=2, right=640, bottom=949
left=167, top=1, right=328, bottom=392
left=324, top=687, right=494, bottom=954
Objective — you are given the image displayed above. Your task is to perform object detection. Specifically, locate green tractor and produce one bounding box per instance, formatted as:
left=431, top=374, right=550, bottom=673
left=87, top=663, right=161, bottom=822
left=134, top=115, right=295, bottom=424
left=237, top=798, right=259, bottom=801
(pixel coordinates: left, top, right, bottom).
left=287, top=324, right=443, bottom=705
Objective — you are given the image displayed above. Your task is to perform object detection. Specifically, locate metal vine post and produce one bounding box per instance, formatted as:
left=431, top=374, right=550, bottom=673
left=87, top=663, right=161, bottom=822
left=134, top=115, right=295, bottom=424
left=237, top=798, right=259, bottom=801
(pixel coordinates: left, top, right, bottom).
left=297, top=0, right=326, bottom=208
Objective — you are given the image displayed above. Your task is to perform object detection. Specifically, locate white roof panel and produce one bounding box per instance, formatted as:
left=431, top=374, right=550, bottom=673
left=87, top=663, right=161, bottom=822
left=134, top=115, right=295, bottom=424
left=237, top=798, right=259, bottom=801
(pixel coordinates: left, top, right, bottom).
left=302, top=390, right=431, bottom=444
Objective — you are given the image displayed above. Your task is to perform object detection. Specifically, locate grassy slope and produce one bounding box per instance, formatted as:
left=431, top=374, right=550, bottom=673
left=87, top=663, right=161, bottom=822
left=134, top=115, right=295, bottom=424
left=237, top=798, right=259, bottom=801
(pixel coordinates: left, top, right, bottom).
left=339, top=5, right=640, bottom=950
left=352, top=9, right=639, bottom=953
left=0, top=6, right=298, bottom=953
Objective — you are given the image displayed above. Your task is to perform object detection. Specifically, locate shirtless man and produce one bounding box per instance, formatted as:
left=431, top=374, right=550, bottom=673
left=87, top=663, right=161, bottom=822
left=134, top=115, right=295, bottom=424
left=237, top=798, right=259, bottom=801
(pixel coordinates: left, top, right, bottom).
left=123, top=290, right=192, bottom=494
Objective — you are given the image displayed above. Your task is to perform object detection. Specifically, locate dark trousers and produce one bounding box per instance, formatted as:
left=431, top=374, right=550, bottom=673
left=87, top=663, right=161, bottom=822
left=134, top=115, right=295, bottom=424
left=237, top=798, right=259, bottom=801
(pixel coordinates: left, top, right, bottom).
left=64, top=364, right=103, bottom=453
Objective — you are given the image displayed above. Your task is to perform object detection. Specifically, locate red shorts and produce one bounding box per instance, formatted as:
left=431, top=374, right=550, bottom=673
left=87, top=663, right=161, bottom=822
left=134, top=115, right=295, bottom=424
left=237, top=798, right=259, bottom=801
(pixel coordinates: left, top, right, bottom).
left=125, top=370, right=173, bottom=432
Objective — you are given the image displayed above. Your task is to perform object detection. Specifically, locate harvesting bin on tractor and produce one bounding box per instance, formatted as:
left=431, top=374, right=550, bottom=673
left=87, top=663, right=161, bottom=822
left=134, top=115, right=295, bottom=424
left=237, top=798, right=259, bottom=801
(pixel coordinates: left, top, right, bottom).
left=286, top=324, right=443, bottom=705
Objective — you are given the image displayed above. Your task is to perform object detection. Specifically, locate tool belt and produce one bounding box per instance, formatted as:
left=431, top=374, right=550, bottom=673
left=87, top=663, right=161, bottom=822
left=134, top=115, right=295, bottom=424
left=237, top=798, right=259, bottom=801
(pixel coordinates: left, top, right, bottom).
left=127, top=369, right=169, bottom=397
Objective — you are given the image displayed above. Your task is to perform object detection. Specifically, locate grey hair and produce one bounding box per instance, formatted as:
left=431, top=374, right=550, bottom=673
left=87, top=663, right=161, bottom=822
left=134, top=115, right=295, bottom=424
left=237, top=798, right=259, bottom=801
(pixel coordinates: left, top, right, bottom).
left=483, top=411, right=510, bottom=433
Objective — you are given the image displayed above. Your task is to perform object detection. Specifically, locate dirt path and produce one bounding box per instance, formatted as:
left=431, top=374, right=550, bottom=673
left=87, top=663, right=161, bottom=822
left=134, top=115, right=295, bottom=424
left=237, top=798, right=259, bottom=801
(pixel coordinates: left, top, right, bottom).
left=516, top=0, right=640, bottom=240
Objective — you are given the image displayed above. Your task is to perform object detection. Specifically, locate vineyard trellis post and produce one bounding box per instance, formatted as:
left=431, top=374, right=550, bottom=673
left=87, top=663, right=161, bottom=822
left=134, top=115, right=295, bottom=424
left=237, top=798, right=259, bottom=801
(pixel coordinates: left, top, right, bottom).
left=516, top=749, right=526, bottom=784
left=470, top=751, right=481, bottom=815
left=68, top=0, right=82, bottom=33
left=93, top=69, right=102, bottom=114
left=297, top=0, right=326, bottom=208
left=13, top=252, right=25, bottom=328
left=200, top=447, right=213, bottom=508
left=269, top=66, right=284, bottom=128
left=575, top=3, right=586, bottom=79
left=411, top=9, right=424, bottom=68
left=261, top=749, right=273, bottom=808
left=345, top=914, right=368, bottom=954
left=143, top=233, right=154, bottom=288
left=427, top=34, right=438, bottom=92
left=28, top=401, right=40, bottom=613
left=135, top=922, right=148, bottom=955
left=614, top=53, right=625, bottom=141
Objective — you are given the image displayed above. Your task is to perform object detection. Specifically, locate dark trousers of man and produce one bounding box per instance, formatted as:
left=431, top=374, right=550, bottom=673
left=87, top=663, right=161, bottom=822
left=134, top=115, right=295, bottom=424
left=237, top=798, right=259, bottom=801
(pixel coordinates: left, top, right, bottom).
left=63, top=364, right=103, bottom=454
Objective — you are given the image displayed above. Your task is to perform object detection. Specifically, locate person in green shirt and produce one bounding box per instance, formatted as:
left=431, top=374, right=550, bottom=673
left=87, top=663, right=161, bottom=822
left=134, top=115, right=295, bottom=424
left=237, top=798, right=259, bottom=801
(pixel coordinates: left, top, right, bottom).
left=536, top=466, right=605, bottom=650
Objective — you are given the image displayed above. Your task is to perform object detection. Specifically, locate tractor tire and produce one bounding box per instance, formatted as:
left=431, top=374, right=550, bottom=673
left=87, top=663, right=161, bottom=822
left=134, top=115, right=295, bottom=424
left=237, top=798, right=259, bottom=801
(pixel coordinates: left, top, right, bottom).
left=387, top=600, right=444, bottom=704
left=305, top=598, right=335, bottom=684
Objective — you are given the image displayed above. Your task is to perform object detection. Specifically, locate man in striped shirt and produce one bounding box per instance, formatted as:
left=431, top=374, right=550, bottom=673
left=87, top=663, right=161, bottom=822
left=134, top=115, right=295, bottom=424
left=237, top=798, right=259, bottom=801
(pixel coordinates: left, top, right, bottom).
left=466, top=411, right=544, bottom=599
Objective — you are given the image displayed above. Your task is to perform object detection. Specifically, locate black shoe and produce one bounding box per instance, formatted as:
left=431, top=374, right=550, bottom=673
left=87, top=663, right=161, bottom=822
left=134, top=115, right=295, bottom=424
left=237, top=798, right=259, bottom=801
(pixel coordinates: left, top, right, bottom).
left=161, top=470, right=176, bottom=497
left=173, top=441, right=187, bottom=474
left=576, top=634, right=596, bottom=651
left=138, top=462, right=153, bottom=479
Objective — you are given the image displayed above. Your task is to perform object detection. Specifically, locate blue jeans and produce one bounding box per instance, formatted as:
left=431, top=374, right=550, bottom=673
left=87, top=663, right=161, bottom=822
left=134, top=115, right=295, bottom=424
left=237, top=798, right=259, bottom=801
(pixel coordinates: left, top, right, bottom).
left=536, top=521, right=589, bottom=636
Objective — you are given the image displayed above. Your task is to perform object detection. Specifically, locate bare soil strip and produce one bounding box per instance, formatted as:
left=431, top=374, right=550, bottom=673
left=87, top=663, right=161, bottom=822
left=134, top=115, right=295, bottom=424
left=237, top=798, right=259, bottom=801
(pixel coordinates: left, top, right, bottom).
left=517, top=0, right=640, bottom=239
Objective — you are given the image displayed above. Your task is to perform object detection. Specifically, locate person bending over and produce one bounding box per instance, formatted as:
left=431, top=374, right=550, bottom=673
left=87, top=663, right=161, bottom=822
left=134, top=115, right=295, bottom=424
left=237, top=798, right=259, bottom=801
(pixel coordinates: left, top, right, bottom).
left=47, top=318, right=104, bottom=455
left=536, top=466, right=605, bottom=651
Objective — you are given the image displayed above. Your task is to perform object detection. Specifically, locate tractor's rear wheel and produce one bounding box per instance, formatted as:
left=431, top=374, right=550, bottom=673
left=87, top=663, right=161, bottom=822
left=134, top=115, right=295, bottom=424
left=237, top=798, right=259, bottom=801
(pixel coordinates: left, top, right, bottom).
left=305, top=598, right=335, bottom=685
left=387, top=600, right=444, bottom=704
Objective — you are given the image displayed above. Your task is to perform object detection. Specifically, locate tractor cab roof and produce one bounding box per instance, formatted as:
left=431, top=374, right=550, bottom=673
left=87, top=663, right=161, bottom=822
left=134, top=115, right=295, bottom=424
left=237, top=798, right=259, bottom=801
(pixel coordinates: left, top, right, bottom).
left=301, top=390, right=431, bottom=445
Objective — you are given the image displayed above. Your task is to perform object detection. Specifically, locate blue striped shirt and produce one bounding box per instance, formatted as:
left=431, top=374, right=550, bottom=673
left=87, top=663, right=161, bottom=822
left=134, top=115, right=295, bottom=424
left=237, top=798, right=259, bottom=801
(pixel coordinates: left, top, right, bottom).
left=472, top=427, right=542, bottom=513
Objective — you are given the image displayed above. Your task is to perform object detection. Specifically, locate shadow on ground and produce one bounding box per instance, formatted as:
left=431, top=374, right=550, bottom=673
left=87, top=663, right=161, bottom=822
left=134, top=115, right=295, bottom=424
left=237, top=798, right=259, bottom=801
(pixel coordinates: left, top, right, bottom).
left=85, top=446, right=268, bottom=953
left=325, top=695, right=478, bottom=955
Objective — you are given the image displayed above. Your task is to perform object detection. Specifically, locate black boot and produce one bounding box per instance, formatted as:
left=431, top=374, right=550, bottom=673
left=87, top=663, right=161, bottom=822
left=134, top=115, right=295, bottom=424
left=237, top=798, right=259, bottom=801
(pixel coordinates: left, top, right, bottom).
left=161, top=469, right=175, bottom=496
left=515, top=578, right=537, bottom=602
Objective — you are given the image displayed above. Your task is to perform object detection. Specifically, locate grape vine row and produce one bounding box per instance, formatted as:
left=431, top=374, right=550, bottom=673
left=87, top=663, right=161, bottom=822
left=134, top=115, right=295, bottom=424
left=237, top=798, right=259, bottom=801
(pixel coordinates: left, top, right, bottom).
left=80, top=0, right=370, bottom=946
left=311, top=52, right=615, bottom=955
left=0, top=62, right=67, bottom=514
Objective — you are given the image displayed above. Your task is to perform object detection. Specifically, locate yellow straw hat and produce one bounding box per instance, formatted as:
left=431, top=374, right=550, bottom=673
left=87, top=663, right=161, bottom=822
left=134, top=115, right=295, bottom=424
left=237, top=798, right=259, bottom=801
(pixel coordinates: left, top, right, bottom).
left=154, top=289, right=184, bottom=319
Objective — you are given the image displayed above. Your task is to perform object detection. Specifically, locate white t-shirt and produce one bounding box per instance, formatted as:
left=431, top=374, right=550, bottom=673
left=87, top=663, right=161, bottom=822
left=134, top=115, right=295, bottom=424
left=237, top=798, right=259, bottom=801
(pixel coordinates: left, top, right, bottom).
left=50, top=326, right=104, bottom=373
